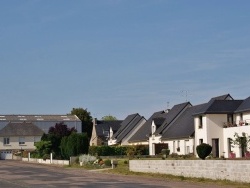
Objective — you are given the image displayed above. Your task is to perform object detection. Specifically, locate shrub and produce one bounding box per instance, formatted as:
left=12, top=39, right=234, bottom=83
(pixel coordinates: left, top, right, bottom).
left=43, top=154, right=50, bottom=160
left=104, top=159, right=111, bottom=166
left=196, top=143, right=212, bottom=160
left=79, top=154, right=96, bottom=164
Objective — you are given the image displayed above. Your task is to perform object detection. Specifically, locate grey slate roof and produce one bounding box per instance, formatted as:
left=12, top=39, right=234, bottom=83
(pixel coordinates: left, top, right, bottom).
left=129, top=102, right=190, bottom=142
left=209, top=94, right=233, bottom=102
left=0, top=115, right=80, bottom=122
left=154, top=102, right=191, bottom=135
left=193, top=100, right=243, bottom=116
left=128, top=111, right=167, bottom=142
left=112, top=113, right=145, bottom=143
left=0, top=122, right=44, bottom=136
left=235, top=97, right=250, bottom=113
left=95, top=120, right=123, bottom=138
left=161, top=103, right=207, bottom=140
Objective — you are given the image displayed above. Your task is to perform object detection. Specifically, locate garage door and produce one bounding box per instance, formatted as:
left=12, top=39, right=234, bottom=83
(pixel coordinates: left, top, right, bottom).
left=0, top=151, right=13, bottom=160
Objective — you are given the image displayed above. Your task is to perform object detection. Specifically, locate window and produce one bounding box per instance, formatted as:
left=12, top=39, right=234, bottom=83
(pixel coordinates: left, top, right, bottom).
left=19, top=137, right=25, bottom=145
left=4, top=137, right=10, bottom=145
left=199, top=116, right=203, bottom=128
left=199, top=139, right=203, bottom=144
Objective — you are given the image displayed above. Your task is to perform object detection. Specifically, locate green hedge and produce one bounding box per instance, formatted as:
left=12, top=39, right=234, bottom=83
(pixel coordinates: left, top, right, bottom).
left=88, top=145, right=149, bottom=156
left=196, top=143, right=212, bottom=160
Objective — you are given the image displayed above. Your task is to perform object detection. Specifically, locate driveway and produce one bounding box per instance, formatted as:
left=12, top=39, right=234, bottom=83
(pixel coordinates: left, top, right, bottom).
left=0, top=160, right=231, bottom=188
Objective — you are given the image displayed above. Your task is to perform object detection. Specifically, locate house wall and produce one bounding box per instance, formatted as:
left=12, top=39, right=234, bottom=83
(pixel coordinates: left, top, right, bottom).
left=0, top=136, right=41, bottom=150
left=195, top=114, right=226, bottom=156
left=129, top=160, right=250, bottom=183
left=194, top=115, right=208, bottom=153
left=223, top=125, right=250, bottom=158
left=129, top=141, right=148, bottom=146
left=149, top=136, right=194, bottom=155
left=149, top=134, right=161, bottom=155
left=90, top=122, right=98, bottom=146
left=235, top=112, right=250, bottom=124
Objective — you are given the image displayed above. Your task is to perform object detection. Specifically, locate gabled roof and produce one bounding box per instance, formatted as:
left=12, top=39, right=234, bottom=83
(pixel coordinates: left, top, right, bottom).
left=128, top=111, right=166, bottom=142
left=113, top=114, right=145, bottom=143
left=129, top=102, right=190, bottom=142
left=95, top=120, right=123, bottom=138
left=0, top=115, right=80, bottom=122
left=235, top=96, right=250, bottom=113
left=161, top=103, right=206, bottom=140
left=154, top=102, right=191, bottom=135
left=209, top=94, right=233, bottom=102
left=193, top=100, right=243, bottom=116
left=0, top=122, right=44, bottom=136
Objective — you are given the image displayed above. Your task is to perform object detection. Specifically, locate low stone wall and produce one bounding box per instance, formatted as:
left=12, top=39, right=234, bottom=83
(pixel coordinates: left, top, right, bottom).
left=22, top=158, right=69, bottom=165
left=129, top=160, right=250, bottom=183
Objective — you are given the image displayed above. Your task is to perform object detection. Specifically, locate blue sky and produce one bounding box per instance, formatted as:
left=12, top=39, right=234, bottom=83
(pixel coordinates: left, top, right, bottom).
left=1, top=0, right=250, bottom=119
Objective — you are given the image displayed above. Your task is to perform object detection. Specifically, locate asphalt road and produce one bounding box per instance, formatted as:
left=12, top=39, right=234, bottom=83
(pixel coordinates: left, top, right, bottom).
left=0, top=160, right=230, bottom=188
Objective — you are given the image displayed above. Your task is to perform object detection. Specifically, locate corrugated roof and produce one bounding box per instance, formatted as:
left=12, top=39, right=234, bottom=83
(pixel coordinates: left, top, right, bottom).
left=0, top=115, right=81, bottom=122
left=0, top=122, right=44, bottom=136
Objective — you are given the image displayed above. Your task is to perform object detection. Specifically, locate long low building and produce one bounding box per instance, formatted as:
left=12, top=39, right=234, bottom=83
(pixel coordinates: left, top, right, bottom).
left=0, top=114, right=82, bottom=133
left=0, top=114, right=82, bottom=160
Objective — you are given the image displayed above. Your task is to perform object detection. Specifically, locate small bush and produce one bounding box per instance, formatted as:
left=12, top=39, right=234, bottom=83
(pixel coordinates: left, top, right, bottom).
left=43, top=154, right=50, bottom=160
left=196, top=143, right=212, bottom=160
left=124, top=160, right=128, bottom=164
left=104, top=159, right=111, bottom=166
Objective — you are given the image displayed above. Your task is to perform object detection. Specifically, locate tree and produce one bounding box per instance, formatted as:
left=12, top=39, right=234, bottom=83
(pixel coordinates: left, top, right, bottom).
left=101, top=115, right=117, bottom=121
left=34, top=140, right=52, bottom=158
left=70, top=108, right=93, bottom=138
left=60, top=132, right=89, bottom=159
left=231, top=132, right=250, bottom=157
left=42, top=122, right=76, bottom=159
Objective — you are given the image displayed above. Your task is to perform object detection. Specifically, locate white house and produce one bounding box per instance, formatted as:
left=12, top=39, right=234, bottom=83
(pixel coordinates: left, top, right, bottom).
left=0, top=122, right=44, bottom=159
left=194, top=95, right=250, bottom=158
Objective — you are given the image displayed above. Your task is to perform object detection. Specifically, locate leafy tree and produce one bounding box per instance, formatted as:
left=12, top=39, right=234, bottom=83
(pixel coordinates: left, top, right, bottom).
left=101, top=115, right=117, bottom=121
left=34, top=140, right=52, bottom=158
left=196, top=143, right=212, bottom=160
left=70, top=108, right=93, bottom=138
left=42, top=122, right=76, bottom=159
left=60, top=132, right=89, bottom=159
left=231, top=132, right=250, bottom=157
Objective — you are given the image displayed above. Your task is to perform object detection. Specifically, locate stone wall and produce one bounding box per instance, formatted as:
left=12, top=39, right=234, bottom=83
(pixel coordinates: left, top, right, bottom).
left=129, top=160, right=250, bottom=183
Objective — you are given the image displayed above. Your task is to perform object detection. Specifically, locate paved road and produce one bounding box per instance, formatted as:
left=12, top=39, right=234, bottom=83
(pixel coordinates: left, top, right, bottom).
left=0, top=160, right=230, bottom=188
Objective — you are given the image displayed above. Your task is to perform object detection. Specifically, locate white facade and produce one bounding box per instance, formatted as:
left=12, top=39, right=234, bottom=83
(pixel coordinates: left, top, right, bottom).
left=0, top=136, right=42, bottom=151
left=149, top=120, right=194, bottom=155
left=194, top=112, right=250, bottom=158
